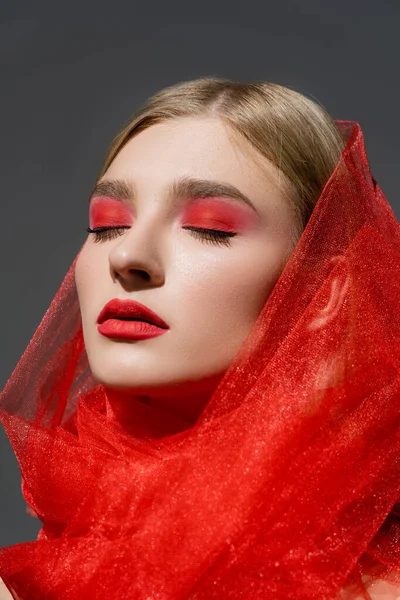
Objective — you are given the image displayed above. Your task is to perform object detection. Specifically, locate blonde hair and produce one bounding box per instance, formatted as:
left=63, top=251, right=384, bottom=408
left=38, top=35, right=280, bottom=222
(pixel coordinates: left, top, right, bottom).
left=96, top=77, right=345, bottom=248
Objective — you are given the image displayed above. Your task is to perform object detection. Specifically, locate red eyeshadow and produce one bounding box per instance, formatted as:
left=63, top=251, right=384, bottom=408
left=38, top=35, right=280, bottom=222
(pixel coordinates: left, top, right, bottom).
left=180, top=198, right=256, bottom=231
left=89, top=197, right=133, bottom=228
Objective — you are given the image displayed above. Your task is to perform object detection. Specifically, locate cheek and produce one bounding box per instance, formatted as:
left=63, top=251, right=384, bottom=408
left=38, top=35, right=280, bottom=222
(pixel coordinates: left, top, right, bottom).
left=74, top=254, right=90, bottom=318
left=74, top=245, right=107, bottom=315
left=177, top=245, right=285, bottom=330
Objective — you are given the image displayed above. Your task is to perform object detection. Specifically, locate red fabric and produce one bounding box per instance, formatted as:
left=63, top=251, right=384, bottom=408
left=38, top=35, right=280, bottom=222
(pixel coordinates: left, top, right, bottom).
left=1, top=121, right=400, bottom=599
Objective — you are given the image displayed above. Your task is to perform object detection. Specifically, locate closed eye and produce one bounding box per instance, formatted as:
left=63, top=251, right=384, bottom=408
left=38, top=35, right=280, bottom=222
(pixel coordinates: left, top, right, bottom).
left=182, top=226, right=236, bottom=247
left=86, top=225, right=237, bottom=247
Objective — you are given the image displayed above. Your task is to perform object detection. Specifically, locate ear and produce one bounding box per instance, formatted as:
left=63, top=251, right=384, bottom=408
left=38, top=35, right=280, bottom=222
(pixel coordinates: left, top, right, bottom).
left=308, top=255, right=351, bottom=332
left=307, top=256, right=351, bottom=393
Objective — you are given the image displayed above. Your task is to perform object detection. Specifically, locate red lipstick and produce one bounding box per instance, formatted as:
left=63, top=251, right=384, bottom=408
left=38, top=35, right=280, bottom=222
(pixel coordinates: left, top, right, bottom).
left=96, top=299, right=169, bottom=340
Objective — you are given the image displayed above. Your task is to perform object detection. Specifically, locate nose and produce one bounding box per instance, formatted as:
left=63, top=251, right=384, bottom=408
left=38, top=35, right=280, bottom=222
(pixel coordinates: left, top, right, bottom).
left=108, top=222, right=166, bottom=288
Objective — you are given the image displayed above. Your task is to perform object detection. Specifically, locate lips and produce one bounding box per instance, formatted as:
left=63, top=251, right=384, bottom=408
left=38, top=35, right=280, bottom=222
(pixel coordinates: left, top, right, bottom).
left=97, top=298, right=169, bottom=329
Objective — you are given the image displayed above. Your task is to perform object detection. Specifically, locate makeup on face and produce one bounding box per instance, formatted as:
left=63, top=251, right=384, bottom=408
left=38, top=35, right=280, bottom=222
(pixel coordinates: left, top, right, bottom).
left=89, top=195, right=259, bottom=234
left=179, top=197, right=258, bottom=232
left=89, top=197, right=133, bottom=228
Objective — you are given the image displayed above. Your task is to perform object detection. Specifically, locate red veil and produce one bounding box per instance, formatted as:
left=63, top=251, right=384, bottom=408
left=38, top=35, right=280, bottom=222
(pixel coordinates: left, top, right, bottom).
left=0, top=121, right=400, bottom=600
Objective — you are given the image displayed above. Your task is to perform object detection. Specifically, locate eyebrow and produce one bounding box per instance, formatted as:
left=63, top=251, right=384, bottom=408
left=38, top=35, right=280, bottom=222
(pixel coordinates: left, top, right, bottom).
left=88, top=176, right=259, bottom=214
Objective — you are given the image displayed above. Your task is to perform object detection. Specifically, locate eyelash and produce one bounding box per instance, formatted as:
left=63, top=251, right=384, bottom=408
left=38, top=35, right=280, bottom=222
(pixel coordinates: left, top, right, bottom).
left=85, top=226, right=237, bottom=247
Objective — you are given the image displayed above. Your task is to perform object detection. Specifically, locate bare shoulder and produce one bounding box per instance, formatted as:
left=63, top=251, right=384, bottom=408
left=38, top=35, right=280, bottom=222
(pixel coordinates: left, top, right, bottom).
left=0, top=579, right=13, bottom=600
left=0, top=578, right=23, bottom=600
left=361, top=577, right=400, bottom=599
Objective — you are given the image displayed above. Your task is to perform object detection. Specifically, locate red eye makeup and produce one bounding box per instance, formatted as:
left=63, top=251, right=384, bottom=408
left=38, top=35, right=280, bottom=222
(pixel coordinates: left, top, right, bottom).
left=180, top=197, right=258, bottom=232
left=89, top=197, right=133, bottom=229
left=88, top=195, right=259, bottom=241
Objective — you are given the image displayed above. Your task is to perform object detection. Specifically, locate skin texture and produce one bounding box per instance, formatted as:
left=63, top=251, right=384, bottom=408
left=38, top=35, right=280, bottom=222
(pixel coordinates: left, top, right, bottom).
left=75, top=116, right=298, bottom=423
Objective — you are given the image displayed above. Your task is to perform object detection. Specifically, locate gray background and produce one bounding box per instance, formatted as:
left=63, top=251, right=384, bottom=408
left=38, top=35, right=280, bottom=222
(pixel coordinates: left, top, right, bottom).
left=1, top=1, right=399, bottom=546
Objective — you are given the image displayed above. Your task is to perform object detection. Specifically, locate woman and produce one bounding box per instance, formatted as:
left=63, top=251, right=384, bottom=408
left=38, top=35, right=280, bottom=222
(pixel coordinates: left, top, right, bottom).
left=0, top=78, right=400, bottom=599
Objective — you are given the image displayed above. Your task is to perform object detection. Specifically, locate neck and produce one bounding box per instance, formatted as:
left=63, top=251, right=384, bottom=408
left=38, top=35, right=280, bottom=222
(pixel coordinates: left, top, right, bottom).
left=103, top=374, right=224, bottom=437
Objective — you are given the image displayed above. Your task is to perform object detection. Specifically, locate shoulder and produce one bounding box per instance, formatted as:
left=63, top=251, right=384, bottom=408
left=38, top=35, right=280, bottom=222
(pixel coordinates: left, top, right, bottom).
left=0, top=578, right=22, bottom=600
left=0, top=579, right=13, bottom=600
left=358, top=577, right=400, bottom=599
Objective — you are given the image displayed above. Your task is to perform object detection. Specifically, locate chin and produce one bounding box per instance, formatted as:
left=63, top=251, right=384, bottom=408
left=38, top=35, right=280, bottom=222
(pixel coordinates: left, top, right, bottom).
left=89, top=359, right=224, bottom=400
left=88, top=357, right=179, bottom=394
left=85, top=339, right=229, bottom=397
left=90, top=364, right=159, bottom=392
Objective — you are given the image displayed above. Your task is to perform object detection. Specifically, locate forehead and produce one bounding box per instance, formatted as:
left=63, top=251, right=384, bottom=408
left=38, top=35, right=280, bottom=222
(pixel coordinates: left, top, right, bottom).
left=104, top=117, right=291, bottom=219
left=108, top=117, right=273, bottom=179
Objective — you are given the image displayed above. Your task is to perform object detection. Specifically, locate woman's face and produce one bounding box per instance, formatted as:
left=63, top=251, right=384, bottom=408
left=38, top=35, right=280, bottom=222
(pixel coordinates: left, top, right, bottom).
left=75, top=116, right=297, bottom=402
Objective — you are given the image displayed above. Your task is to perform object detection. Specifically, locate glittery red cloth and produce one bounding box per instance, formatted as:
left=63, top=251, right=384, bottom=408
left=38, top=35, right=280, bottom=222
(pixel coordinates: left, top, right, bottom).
left=1, top=122, right=400, bottom=599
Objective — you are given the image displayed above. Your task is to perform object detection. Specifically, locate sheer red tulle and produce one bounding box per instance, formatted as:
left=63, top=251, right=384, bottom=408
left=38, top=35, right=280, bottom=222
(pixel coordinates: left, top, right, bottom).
left=1, top=121, right=400, bottom=599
